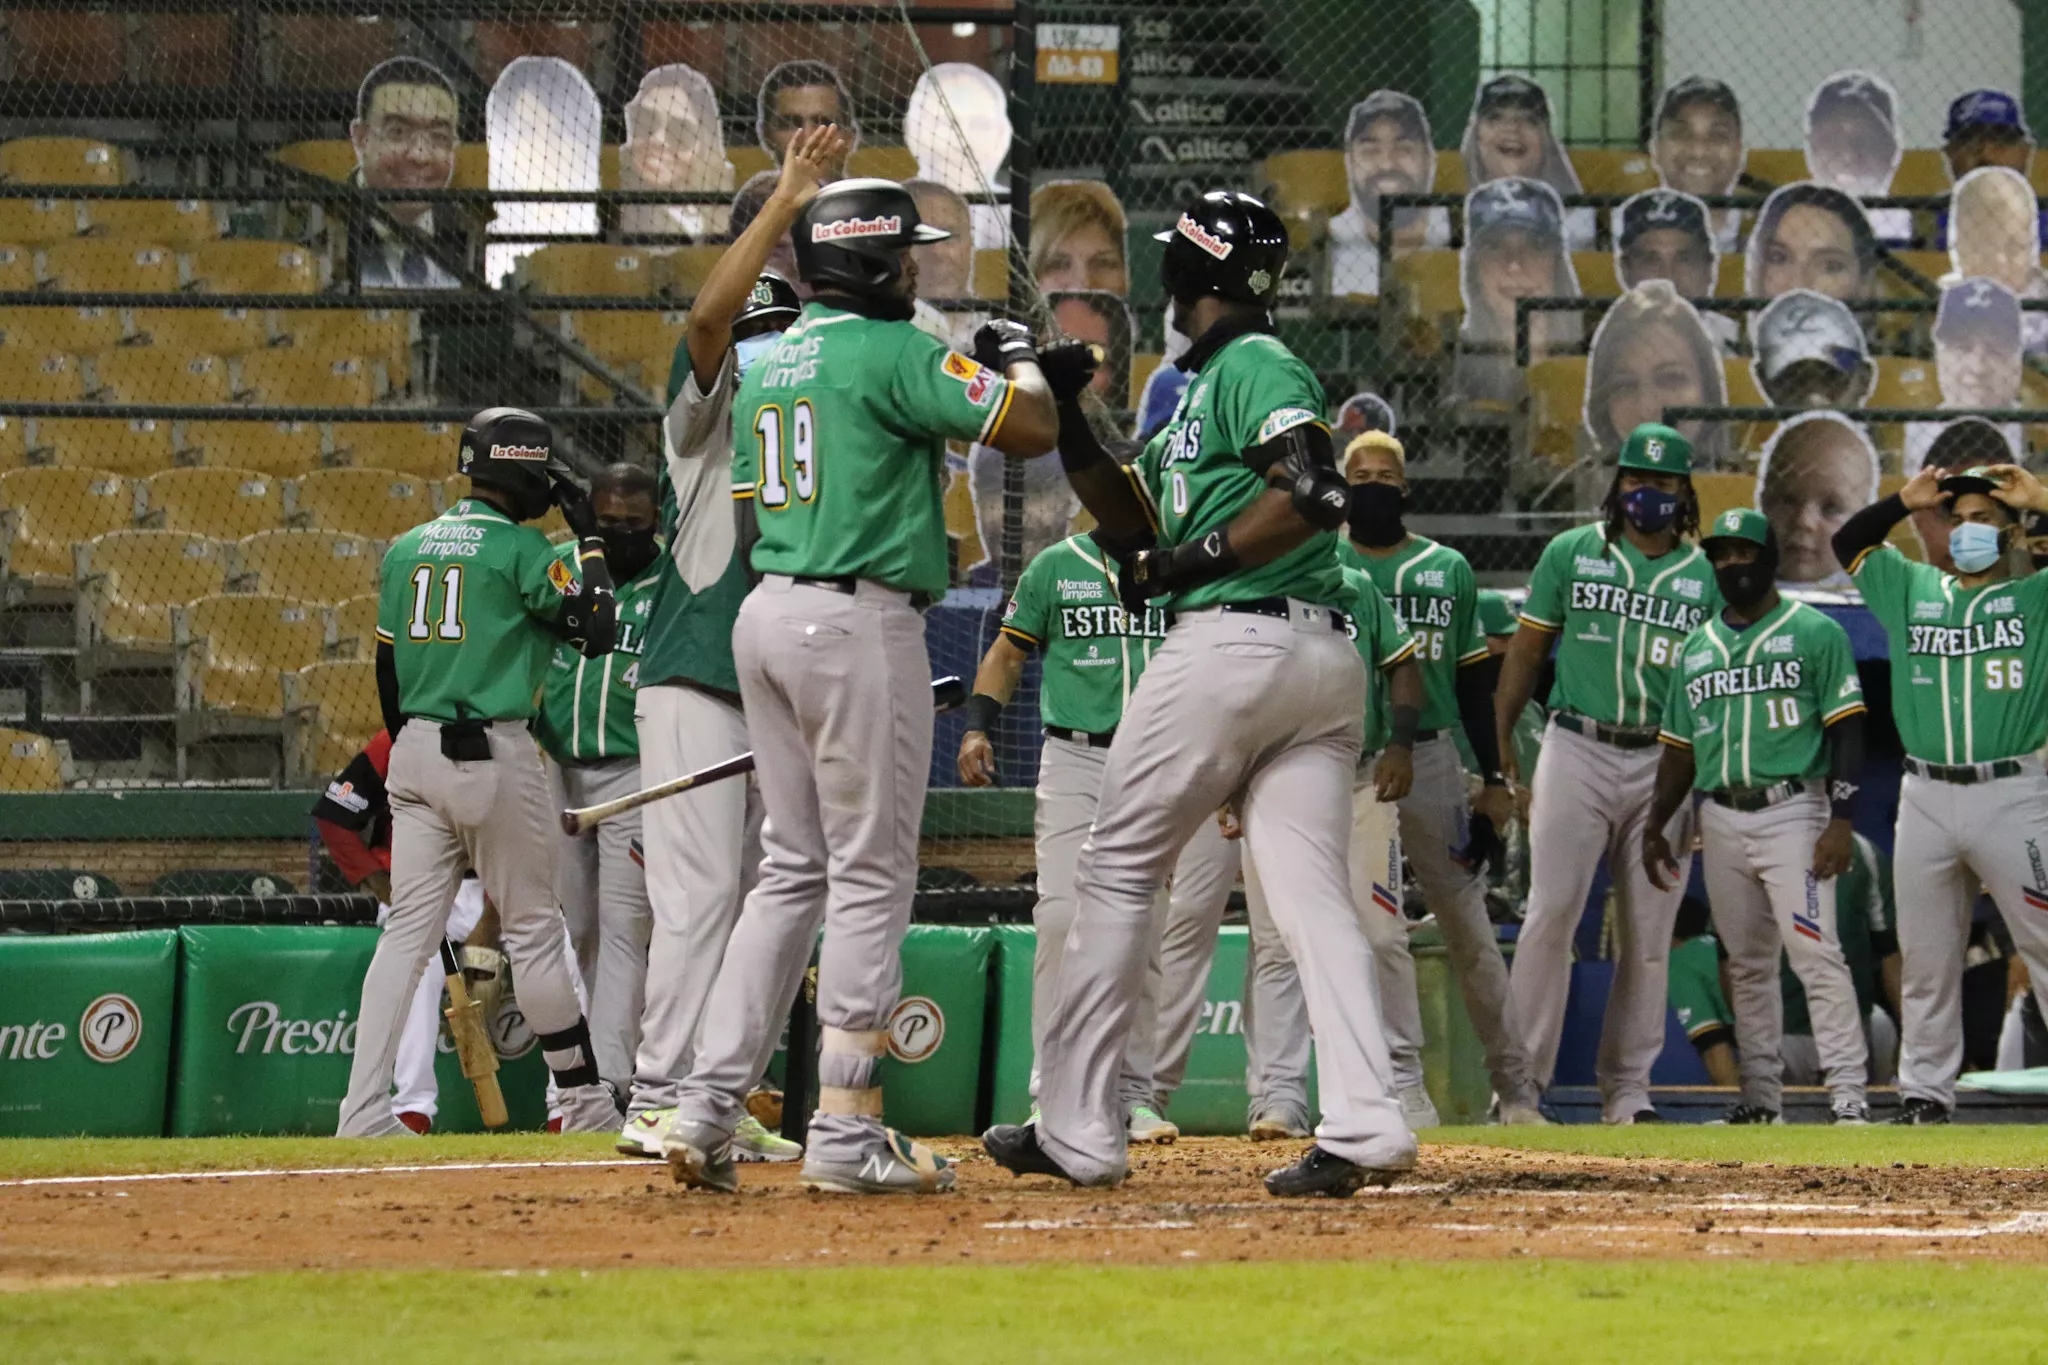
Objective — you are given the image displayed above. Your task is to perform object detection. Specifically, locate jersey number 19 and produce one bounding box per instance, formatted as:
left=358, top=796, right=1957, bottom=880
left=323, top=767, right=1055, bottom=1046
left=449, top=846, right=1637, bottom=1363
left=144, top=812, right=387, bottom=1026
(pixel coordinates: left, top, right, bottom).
left=756, top=401, right=818, bottom=509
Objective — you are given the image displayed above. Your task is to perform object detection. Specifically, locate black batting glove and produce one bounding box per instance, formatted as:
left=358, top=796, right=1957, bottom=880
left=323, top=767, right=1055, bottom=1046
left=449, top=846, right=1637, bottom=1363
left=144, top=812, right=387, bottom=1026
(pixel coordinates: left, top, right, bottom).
left=972, top=318, right=1038, bottom=371
left=552, top=475, right=599, bottom=540
left=1038, top=340, right=1101, bottom=403
left=1115, top=548, right=1169, bottom=616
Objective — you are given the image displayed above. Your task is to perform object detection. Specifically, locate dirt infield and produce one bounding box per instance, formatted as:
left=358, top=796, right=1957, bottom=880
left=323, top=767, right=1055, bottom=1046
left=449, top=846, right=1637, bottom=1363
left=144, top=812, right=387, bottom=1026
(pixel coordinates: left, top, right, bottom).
left=7, top=1138, right=2048, bottom=1284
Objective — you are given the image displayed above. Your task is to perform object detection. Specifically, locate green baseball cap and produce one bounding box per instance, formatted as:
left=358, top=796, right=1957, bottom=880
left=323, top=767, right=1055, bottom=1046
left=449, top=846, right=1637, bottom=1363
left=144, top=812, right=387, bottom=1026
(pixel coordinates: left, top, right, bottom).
left=1937, top=465, right=2002, bottom=499
left=1703, top=506, right=1771, bottom=548
left=1475, top=588, right=1519, bottom=637
left=1616, top=422, right=1693, bottom=475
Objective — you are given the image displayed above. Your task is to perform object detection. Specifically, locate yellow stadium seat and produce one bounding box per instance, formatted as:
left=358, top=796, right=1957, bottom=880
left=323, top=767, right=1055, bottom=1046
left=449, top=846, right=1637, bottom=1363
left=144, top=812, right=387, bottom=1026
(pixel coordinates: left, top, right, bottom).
left=178, top=419, right=324, bottom=478
left=658, top=246, right=729, bottom=298
left=328, top=421, right=455, bottom=477
left=847, top=146, right=918, bottom=181
left=1872, top=355, right=1940, bottom=408
left=291, top=468, right=435, bottom=539
left=271, top=141, right=358, bottom=182
left=730, top=147, right=773, bottom=184
left=1261, top=149, right=1349, bottom=219
left=1523, top=356, right=1589, bottom=465
left=1891, top=150, right=1950, bottom=199
left=1390, top=248, right=1463, bottom=355
left=1714, top=254, right=1745, bottom=298
left=562, top=311, right=687, bottom=400
left=1691, top=472, right=1757, bottom=530
left=80, top=198, right=222, bottom=246
left=333, top=593, right=379, bottom=658
left=285, top=658, right=380, bottom=779
left=0, top=467, right=134, bottom=584
left=2, top=305, right=126, bottom=354
left=235, top=528, right=378, bottom=600
left=0, top=137, right=125, bottom=186
left=0, top=416, right=25, bottom=472
left=39, top=239, right=178, bottom=292
left=176, top=592, right=330, bottom=717
left=235, top=350, right=382, bottom=407
left=142, top=466, right=287, bottom=538
left=0, top=245, right=37, bottom=290
left=32, top=416, right=176, bottom=475
left=77, top=529, right=228, bottom=645
left=1573, top=251, right=1621, bottom=298
left=1722, top=357, right=1775, bottom=455
left=0, top=726, right=65, bottom=791
left=1743, top=149, right=1808, bottom=187
left=0, top=350, right=85, bottom=403
left=184, top=239, right=323, bottom=295
left=1433, top=151, right=1467, bottom=194
left=972, top=249, right=1009, bottom=301
left=515, top=244, right=661, bottom=297
left=1882, top=249, right=1948, bottom=291
left=1570, top=148, right=1660, bottom=197
left=452, top=144, right=490, bottom=190
left=92, top=349, right=233, bottom=405
left=0, top=196, right=80, bottom=245
left=274, top=310, right=417, bottom=384
left=125, top=306, right=270, bottom=357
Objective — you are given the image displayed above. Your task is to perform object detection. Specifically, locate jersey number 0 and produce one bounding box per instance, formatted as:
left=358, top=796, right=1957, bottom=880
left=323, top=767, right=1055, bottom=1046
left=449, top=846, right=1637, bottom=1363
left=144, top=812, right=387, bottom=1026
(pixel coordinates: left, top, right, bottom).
left=755, top=401, right=818, bottom=509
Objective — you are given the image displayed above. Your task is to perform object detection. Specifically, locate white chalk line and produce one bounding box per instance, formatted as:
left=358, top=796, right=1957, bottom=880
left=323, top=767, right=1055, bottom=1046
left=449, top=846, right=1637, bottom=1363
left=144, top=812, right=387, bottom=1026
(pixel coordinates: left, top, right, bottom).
left=0, top=1159, right=648, bottom=1189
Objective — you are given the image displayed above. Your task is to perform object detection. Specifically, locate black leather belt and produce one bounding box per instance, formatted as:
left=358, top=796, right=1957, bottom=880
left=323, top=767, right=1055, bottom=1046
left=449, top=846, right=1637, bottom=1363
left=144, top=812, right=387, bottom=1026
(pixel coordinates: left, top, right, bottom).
left=1708, top=780, right=1808, bottom=812
left=1045, top=725, right=1116, bottom=748
left=1218, top=597, right=1349, bottom=631
left=1552, top=712, right=1660, bottom=750
left=1413, top=728, right=1441, bottom=743
left=790, top=574, right=934, bottom=610
left=1904, top=756, right=2025, bottom=785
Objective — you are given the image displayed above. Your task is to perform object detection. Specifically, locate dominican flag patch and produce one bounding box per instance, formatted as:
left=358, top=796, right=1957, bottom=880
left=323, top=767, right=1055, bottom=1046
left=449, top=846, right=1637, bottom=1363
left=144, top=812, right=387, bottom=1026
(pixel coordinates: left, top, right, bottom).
left=1372, top=882, right=1400, bottom=916
left=1792, top=913, right=1824, bottom=942
left=2023, top=886, right=2048, bottom=913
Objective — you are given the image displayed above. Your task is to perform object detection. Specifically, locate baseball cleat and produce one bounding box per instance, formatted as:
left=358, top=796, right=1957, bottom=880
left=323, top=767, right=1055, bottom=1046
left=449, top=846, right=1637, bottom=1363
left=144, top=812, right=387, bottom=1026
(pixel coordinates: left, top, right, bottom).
left=801, top=1128, right=954, bottom=1195
left=1248, top=1108, right=1312, bottom=1141
left=616, top=1107, right=674, bottom=1158
left=1830, top=1100, right=1872, bottom=1125
left=396, top=1110, right=432, bottom=1135
left=745, top=1086, right=784, bottom=1130
left=983, top=1123, right=1082, bottom=1183
left=1126, top=1105, right=1180, bottom=1145
left=733, top=1114, right=803, bottom=1163
left=663, top=1119, right=740, bottom=1193
left=1397, top=1085, right=1441, bottom=1130
left=1889, top=1097, right=1951, bottom=1126
left=555, top=1081, right=627, bottom=1134
left=1495, top=1100, right=1551, bottom=1126
left=1604, top=1108, right=1664, bottom=1125
left=1263, top=1144, right=1408, bottom=1199
left=1712, top=1103, right=1782, bottom=1126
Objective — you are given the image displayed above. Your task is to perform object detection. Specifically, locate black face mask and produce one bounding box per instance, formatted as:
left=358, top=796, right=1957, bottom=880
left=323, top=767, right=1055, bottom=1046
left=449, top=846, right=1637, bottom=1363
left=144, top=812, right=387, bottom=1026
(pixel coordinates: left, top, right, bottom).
left=1348, top=481, right=1407, bottom=547
left=1713, top=544, right=1779, bottom=613
left=601, top=528, right=660, bottom=580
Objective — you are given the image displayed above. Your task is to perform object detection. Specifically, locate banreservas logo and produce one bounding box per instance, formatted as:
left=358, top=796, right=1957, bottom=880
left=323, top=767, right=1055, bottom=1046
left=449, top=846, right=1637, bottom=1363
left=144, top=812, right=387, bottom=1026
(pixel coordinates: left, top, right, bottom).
left=226, top=1001, right=357, bottom=1056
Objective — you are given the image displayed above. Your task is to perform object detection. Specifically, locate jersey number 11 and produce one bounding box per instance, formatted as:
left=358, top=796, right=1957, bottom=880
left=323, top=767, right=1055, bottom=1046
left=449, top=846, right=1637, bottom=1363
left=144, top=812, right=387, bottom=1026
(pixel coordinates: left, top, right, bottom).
left=408, top=564, right=464, bottom=641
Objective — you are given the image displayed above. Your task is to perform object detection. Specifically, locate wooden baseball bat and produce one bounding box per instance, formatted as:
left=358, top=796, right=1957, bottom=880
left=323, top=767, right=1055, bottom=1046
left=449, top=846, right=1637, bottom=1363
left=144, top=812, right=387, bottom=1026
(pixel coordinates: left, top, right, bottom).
left=440, top=939, right=508, bottom=1129
left=559, top=674, right=968, bottom=835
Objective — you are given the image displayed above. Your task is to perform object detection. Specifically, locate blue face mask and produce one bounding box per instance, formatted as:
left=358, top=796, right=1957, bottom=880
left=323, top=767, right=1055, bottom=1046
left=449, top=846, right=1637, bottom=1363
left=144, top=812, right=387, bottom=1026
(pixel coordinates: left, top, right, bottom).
left=734, top=331, right=783, bottom=379
left=1621, top=485, right=1680, bottom=533
left=1949, top=521, right=2006, bottom=574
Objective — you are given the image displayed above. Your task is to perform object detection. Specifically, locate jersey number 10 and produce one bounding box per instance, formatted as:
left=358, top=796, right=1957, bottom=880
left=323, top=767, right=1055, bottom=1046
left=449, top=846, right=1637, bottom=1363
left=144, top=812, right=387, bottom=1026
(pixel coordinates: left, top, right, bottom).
left=756, top=401, right=818, bottom=509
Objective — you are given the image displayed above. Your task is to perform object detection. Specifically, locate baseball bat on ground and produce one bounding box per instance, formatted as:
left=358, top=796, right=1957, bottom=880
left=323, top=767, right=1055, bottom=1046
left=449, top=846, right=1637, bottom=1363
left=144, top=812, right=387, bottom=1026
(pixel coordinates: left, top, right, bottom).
left=440, top=939, right=508, bottom=1129
left=560, top=674, right=969, bottom=835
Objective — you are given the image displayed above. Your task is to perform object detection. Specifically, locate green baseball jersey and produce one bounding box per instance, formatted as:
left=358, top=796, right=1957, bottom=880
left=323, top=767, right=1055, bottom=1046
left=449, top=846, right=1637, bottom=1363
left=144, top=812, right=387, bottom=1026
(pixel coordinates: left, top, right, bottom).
left=999, top=535, right=1168, bottom=734
left=1659, top=599, right=1866, bottom=790
left=640, top=344, right=746, bottom=695
left=535, top=544, right=663, bottom=762
left=1782, top=832, right=1892, bottom=1035
left=1668, top=934, right=1732, bottom=1042
left=1520, top=523, right=1719, bottom=729
left=732, top=302, right=1015, bottom=596
left=374, top=498, right=565, bottom=724
left=1342, top=566, right=1419, bottom=752
left=1476, top=587, right=1520, bottom=638
left=1341, top=536, right=1486, bottom=734
left=1850, top=543, right=2048, bottom=764
left=1135, top=332, right=1346, bottom=611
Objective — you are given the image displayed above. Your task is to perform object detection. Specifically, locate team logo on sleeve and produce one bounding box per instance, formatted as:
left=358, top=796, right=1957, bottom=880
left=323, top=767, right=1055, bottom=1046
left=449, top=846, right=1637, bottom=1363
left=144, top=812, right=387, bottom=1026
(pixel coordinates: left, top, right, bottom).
left=1256, top=407, right=1318, bottom=444
left=546, top=557, right=577, bottom=596
left=943, top=351, right=998, bottom=404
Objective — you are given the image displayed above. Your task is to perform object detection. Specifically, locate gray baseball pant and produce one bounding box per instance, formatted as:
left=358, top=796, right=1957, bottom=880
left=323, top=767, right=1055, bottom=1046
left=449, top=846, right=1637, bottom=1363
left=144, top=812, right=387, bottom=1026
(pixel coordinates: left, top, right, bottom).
left=551, top=757, right=652, bottom=1093
left=627, top=682, right=773, bottom=1118
left=673, top=577, right=931, bottom=1163
left=1510, top=720, right=1695, bottom=1123
left=340, top=721, right=610, bottom=1137
left=1036, top=601, right=1413, bottom=1184
left=1700, top=792, right=1868, bottom=1111
left=1894, top=765, right=2048, bottom=1109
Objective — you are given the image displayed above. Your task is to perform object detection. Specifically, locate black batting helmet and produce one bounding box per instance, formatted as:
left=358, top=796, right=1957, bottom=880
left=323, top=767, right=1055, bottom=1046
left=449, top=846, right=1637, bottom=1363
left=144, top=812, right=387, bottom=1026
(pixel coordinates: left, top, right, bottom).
left=1154, top=190, right=1289, bottom=308
left=457, top=406, right=554, bottom=522
left=733, top=269, right=802, bottom=339
left=791, top=178, right=949, bottom=297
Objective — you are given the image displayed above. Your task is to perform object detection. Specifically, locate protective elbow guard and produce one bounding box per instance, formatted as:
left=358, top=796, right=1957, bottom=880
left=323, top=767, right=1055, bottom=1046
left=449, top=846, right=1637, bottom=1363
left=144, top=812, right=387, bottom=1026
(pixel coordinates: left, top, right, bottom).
left=561, top=537, right=617, bottom=657
left=1257, top=421, right=1348, bottom=530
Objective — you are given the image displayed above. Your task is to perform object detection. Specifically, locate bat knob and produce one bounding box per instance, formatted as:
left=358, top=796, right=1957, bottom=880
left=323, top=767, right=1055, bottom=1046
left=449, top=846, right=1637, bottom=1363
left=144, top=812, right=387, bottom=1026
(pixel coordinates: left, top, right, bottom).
left=559, top=810, right=584, bottom=836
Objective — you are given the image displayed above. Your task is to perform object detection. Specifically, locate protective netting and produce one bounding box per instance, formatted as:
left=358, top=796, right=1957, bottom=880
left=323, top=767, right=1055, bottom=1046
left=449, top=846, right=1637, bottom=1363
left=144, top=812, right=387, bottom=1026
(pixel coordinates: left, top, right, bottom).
left=0, top=1, right=2044, bottom=896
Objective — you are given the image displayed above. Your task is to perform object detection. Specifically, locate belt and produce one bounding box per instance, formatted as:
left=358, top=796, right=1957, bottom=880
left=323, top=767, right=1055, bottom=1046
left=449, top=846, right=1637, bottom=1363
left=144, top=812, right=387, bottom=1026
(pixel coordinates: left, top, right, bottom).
left=1413, top=728, right=1441, bottom=743
left=789, top=574, right=935, bottom=611
left=1904, top=756, right=2025, bottom=785
left=1217, top=597, right=1349, bottom=631
left=1552, top=711, right=1661, bottom=750
left=1708, top=780, right=1808, bottom=812
left=1045, top=725, right=1116, bottom=748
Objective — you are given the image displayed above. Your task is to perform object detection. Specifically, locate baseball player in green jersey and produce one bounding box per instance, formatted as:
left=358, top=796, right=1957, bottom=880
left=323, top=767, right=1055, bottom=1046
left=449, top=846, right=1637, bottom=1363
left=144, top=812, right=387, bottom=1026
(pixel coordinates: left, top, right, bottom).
left=1496, top=422, right=1720, bottom=1125
left=339, top=407, right=620, bottom=1136
left=1343, top=431, right=1544, bottom=1124
left=985, top=190, right=1418, bottom=1198
left=956, top=531, right=1182, bottom=1143
left=535, top=463, right=663, bottom=1096
left=620, top=126, right=843, bottom=1167
left=1666, top=897, right=1741, bottom=1086
left=663, top=177, right=1058, bottom=1196
left=1832, top=461, right=2048, bottom=1123
left=1644, top=507, right=1873, bottom=1124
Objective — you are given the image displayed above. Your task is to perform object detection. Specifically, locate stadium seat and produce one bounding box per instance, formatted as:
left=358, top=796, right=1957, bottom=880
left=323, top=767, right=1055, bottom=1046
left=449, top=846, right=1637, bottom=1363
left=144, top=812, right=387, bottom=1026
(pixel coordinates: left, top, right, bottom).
left=291, top=468, right=435, bottom=539
left=142, top=466, right=287, bottom=538
left=562, top=309, right=688, bottom=372
left=1260, top=150, right=1348, bottom=219
left=847, top=146, right=918, bottom=181
left=1872, top=356, right=1940, bottom=409
left=0, top=728, right=66, bottom=792
left=33, top=416, right=177, bottom=476
left=333, top=593, right=379, bottom=658
left=79, top=198, right=223, bottom=246
left=972, top=250, right=1008, bottom=301
left=1882, top=249, right=1949, bottom=290
left=265, top=16, right=399, bottom=92
left=274, top=310, right=417, bottom=384
left=0, top=868, right=119, bottom=898
left=657, top=247, right=727, bottom=298
left=328, top=421, right=455, bottom=477
left=0, top=467, right=134, bottom=584
left=639, top=19, right=729, bottom=93
left=1523, top=356, right=1589, bottom=465
left=1433, top=151, right=1467, bottom=194
left=1891, top=150, right=1950, bottom=199
left=235, top=350, right=382, bottom=407
left=77, top=529, right=229, bottom=645
left=39, top=239, right=178, bottom=292
left=235, top=528, right=378, bottom=601
left=184, top=239, right=323, bottom=295
left=0, top=137, right=125, bottom=186
left=451, top=143, right=491, bottom=190
left=0, top=350, right=85, bottom=403
left=0, top=245, right=36, bottom=290
left=150, top=867, right=296, bottom=897
left=2, top=304, right=126, bottom=355
left=1570, top=148, right=1659, bottom=197
left=0, top=196, right=80, bottom=245
left=1572, top=251, right=1621, bottom=298
left=1743, top=149, right=1807, bottom=187
left=126, top=306, right=270, bottom=358
left=1713, top=255, right=1745, bottom=298
left=271, top=140, right=358, bottom=182
left=1390, top=248, right=1463, bottom=354
left=6, top=11, right=124, bottom=86
left=91, top=348, right=233, bottom=405
left=175, top=592, right=330, bottom=717
left=474, top=19, right=597, bottom=84
left=178, top=419, right=325, bottom=478
left=286, top=658, right=380, bottom=779
left=515, top=244, right=661, bottom=297
left=730, top=146, right=773, bottom=184
left=1722, top=357, right=1774, bottom=455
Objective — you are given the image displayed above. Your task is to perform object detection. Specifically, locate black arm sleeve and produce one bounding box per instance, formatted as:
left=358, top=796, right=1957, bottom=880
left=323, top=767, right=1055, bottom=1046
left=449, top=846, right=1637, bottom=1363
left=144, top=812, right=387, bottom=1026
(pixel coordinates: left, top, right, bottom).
left=375, top=640, right=404, bottom=738
left=1056, top=397, right=1154, bottom=554
left=1826, top=709, right=1866, bottom=820
left=1455, top=653, right=1505, bottom=777
left=1831, top=493, right=1908, bottom=573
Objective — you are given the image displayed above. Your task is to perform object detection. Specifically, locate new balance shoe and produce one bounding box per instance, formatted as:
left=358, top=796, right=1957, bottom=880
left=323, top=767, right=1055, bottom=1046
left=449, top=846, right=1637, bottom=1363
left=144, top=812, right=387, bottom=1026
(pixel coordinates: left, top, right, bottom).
left=663, top=1118, right=740, bottom=1194
left=1397, top=1084, right=1441, bottom=1130
left=1713, top=1104, right=1782, bottom=1126
left=1126, top=1105, right=1179, bottom=1145
left=1263, top=1144, right=1409, bottom=1198
left=1831, top=1100, right=1872, bottom=1125
left=1889, top=1097, right=1951, bottom=1125
left=733, top=1114, right=803, bottom=1163
left=616, top=1107, right=673, bottom=1158
left=1248, top=1108, right=1312, bottom=1141
left=801, top=1128, right=954, bottom=1195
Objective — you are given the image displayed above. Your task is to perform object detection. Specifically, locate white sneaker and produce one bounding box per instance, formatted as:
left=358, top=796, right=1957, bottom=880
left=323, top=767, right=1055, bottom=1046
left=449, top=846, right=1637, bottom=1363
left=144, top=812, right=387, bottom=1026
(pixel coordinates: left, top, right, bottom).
left=1126, top=1105, right=1179, bottom=1145
left=1248, top=1108, right=1312, bottom=1141
left=616, top=1107, right=674, bottom=1158
left=733, top=1114, right=803, bottom=1163
left=1496, top=1101, right=1550, bottom=1126
left=1397, top=1085, right=1441, bottom=1130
